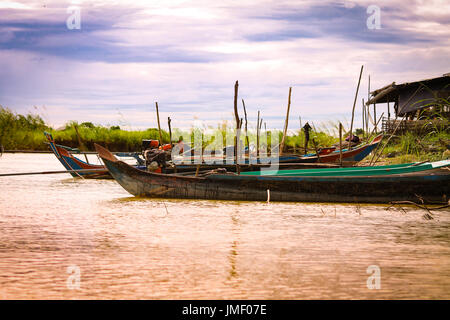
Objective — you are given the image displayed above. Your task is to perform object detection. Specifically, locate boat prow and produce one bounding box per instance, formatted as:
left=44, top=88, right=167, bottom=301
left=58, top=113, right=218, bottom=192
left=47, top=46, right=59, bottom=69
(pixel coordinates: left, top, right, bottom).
left=94, top=143, right=119, bottom=163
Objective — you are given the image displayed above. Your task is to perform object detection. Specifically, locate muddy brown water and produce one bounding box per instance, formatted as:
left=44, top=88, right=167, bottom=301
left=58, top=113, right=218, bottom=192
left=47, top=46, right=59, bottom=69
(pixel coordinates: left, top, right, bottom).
left=0, top=154, right=449, bottom=299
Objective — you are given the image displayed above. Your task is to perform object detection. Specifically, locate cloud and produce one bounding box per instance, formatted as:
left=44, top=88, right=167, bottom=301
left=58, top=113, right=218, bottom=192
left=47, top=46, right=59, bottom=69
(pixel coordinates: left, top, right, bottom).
left=0, top=0, right=449, bottom=129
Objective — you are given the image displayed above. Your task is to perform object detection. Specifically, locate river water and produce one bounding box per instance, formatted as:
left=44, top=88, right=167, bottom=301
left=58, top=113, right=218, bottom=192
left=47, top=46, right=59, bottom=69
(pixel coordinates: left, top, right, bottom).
left=0, top=153, right=449, bottom=299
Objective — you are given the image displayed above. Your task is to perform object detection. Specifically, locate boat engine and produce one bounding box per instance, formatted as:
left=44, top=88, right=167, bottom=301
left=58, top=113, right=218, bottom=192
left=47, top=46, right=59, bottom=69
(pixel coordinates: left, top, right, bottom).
left=144, top=148, right=171, bottom=173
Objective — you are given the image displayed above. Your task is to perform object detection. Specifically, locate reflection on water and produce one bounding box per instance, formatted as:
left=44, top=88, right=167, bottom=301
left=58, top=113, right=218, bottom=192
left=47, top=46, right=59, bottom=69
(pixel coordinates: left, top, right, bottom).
left=0, top=154, right=449, bottom=299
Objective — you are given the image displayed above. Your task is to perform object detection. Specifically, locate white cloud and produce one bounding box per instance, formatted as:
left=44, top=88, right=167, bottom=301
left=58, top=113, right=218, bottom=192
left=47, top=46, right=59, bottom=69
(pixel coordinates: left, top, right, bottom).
left=0, top=0, right=449, bottom=131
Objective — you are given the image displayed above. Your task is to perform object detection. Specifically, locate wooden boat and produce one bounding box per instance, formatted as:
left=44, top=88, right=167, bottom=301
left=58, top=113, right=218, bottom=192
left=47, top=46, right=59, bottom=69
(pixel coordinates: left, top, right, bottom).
left=45, top=132, right=341, bottom=178
left=45, top=132, right=111, bottom=178
left=95, top=143, right=450, bottom=203
left=170, top=136, right=379, bottom=167
left=45, top=132, right=148, bottom=179
left=296, top=134, right=383, bottom=164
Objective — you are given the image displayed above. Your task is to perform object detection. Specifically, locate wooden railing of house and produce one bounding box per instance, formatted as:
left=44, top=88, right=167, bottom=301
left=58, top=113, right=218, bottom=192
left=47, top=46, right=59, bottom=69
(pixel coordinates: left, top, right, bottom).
left=381, top=117, right=449, bottom=134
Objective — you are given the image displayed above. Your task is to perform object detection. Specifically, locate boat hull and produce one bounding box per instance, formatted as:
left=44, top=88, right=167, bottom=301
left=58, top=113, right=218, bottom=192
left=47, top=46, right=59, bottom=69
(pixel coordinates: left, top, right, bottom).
left=101, top=156, right=449, bottom=204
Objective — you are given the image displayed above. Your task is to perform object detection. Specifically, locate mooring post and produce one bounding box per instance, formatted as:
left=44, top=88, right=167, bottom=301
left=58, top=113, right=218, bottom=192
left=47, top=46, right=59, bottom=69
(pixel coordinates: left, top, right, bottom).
left=155, top=102, right=163, bottom=145
left=256, top=110, right=260, bottom=159
left=168, top=117, right=172, bottom=145
left=362, top=98, right=365, bottom=141
left=339, top=123, right=343, bottom=167
left=312, top=139, right=321, bottom=163
left=242, top=99, right=249, bottom=150
left=233, top=81, right=240, bottom=174
left=280, top=87, right=292, bottom=156
left=348, top=65, right=364, bottom=151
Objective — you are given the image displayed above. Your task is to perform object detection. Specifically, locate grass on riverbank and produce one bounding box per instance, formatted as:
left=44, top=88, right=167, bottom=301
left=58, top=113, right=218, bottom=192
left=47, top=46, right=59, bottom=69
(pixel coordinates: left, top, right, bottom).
left=359, top=130, right=450, bottom=165
left=1, top=106, right=449, bottom=163
left=0, top=107, right=338, bottom=152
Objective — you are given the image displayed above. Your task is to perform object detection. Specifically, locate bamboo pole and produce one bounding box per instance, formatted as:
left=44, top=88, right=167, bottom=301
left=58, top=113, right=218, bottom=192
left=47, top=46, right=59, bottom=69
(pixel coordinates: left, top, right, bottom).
left=155, top=102, right=163, bottom=145
left=242, top=99, right=249, bottom=150
left=367, top=74, right=371, bottom=133
left=73, top=124, right=89, bottom=164
left=365, top=100, right=369, bottom=137
left=348, top=65, right=364, bottom=151
left=280, top=87, right=292, bottom=156
left=362, top=98, right=365, bottom=140
left=312, top=139, right=321, bottom=163
left=264, top=122, right=267, bottom=157
left=167, top=117, right=172, bottom=145
left=368, top=112, right=384, bottom=140
left=256, top=110, right=260, bottom=158
left=0, top=168, right=106, bottom=177
left=233, top=81, right=240, bottom=174
left=369, top=114, right=406, bottom=166
left=339, top=123, right=343, bottom=166
left=374, top=103, right=377, bottom=133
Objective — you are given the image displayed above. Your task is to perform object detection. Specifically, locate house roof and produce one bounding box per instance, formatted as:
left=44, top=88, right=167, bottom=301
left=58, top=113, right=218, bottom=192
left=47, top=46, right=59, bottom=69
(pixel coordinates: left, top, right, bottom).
left=366, top=73, right=450, bottom=105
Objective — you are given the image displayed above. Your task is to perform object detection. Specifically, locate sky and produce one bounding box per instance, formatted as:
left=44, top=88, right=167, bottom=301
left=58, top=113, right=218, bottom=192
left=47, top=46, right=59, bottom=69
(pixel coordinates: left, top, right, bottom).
left=0, top=0, right=449, bottom=132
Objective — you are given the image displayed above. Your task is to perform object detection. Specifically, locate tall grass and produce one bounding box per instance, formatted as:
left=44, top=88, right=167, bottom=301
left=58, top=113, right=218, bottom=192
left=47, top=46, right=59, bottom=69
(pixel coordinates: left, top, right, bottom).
left=3, top=106, right=447, bottom=160
left=0, top=107, right=168, bottom=151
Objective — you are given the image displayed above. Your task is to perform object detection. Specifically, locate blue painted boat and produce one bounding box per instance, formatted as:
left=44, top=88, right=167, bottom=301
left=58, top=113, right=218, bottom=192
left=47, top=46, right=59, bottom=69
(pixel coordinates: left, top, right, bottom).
left=45, top=132, right=146, bottom=178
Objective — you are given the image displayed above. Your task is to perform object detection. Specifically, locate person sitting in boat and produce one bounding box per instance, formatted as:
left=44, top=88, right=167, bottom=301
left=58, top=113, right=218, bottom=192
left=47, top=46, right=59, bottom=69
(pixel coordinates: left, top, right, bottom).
left=345, top=134, right=360, bottom=144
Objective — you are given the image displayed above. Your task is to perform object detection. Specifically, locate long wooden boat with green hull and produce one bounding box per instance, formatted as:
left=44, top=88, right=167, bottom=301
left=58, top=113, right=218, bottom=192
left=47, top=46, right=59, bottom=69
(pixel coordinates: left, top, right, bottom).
left=95, top=143, right=450, bottom=204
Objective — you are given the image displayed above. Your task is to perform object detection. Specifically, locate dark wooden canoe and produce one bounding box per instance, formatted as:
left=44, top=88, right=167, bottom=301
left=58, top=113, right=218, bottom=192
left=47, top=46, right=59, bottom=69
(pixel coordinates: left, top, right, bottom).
left=95, top=143, right=450, bottom=204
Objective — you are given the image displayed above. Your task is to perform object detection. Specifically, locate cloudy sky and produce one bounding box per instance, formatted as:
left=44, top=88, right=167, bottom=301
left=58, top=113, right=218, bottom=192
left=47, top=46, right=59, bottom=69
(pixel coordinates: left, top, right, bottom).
left=0, top=0, right=449, bottom=131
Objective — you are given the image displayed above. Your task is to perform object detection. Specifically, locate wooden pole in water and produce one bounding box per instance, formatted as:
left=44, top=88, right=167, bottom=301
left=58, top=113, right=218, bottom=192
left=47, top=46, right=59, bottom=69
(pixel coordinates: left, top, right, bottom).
left=365, top=100, right=369, bottom=139
left=339, top=123, right=343, bottom=167
left=264, top=122, right=267, bottom=157
left=256, top=110, right=260, bottom=158
left=312, top=139, right=321, bottom=163
left=368, top=74, right=371, bottom=134
left=362, top=98, right=365, bottom=141
left=155, top=102, right=163, bottom=144
left=168, top=117, right=172, bottom=145
left=348, top=65, right=364, bottom=151
left=242, top=99, right=249, bottom=150
left=233, top=81, right=240, bottom=174
left=280, top=87, right=292, bottom=156
left=259, top=117, right=263, bottom=155
left=0, top=168, right=106, bottom=177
